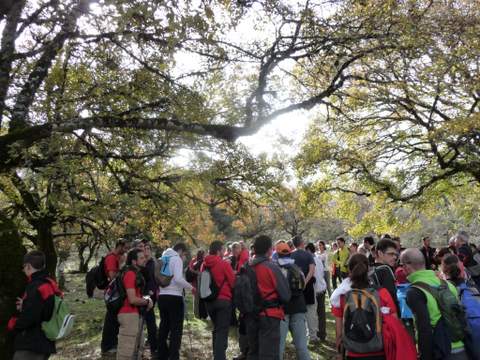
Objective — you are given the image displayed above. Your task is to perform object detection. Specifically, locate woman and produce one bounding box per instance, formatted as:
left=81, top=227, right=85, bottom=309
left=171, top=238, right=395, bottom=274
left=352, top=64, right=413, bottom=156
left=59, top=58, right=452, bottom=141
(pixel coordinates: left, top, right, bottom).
left=317, top=241, right=332, bottom=296
left=331, top=254, right=411, bottom=360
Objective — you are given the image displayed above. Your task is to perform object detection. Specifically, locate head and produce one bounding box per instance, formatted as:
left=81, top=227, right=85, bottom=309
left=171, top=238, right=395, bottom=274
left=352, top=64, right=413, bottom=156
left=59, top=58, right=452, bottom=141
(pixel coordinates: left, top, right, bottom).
left=336, top=237, right=346, bottom=249
left=400, top=248, right=425, bottom=277
left=435, top=247, right=452, bottom=265
left=332, top=242, right=338, bottom=251
left=209, top=240, right=224, bottom=256
left=422, top=236, right=431, bottom=248
left=357, top=244, right=367, bottom=255
left=114, top=238, right=128, bottom=255
left=441, top=254, right=463, bottom=281
left=275, top=241, right=292, bottom=257
left=392, top=236, right=401, bottom=251
left=376, top=239, right=398, bottom=267
left=253, top=235, right=272, bottom=257
left=381, top=234, right=392, bottom=240
left=318, top=241, right=326, bottom=252
left=287, top=240, right=295, bottom=250
left=196, top=249, right=205, bottom=260
left=173, top=242, right=188, bottom=260
left=126, top=248, right=146, bottom=268
left=363, top=236, right=374, bottom=250
left=349, top=243, right=358, bottom=254
left=231, top=242, right=241, bottom=257
left=292, top=235, right=304, bottom=249
left=305, top=242, right=316, bottom=254
left=133, top=238, right=146, bottom=252
left=453, top=231, right=469, bottom=248
left=144, top=242, right=152, bottom=260
left=23, top=250, right=46, bottom=277
left=348, top=253, right=369, bottom=289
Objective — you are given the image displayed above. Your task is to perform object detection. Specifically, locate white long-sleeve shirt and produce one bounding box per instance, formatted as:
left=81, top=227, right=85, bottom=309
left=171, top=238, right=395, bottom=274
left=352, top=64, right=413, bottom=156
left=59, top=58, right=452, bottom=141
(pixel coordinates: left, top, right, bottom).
left=313, top=255, right=327, bottom=293
left=158, top=248, right=193, bottom=297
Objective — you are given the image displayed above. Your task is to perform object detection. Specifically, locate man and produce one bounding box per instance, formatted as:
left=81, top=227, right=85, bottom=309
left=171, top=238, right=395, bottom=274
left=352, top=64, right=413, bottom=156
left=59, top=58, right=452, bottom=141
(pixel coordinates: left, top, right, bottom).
left=454, top=231, right=480, bottom=288
left=245, top=235, right=291, bottom=360
left=7, top=251, right=60, bottom=360
left=290, top=235, right=317, bottom=342
left=371, top=238, right=400, bottom=316
left=333, top=237, right=349, bottom=280
left=401, top=248, right=468, bottom=360
left=202, top=241, right=235, bottom=360
left=275, top=242, right=311, bottom=360
left=236, top=241, right=250, bottom=272
left=101, top=238, right=128, bottom=354
left=134, top=240, right=158, bottom=356
left=420, top=236, right=436, bottom=270
left=306, top=243, right=327, bottom=342
left=157, top=243, right=193, bottom=360
left=117, top=248, right=153, bottom=360
left=363, top=236, right=375, bottom=267
left=230, top=242, right=241, bottom=271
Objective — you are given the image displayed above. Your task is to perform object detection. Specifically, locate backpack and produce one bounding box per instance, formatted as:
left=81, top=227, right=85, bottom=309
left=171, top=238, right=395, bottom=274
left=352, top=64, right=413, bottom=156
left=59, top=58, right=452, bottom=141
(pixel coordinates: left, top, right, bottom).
left=85, top=256, right=108, bottom=297
left=342, top=288, right=383, bottom=354
left=369, top=265, right=395, bottom=288
left=458, top=283, right=480, bottom=339
left=280, top=264, right=305, bottom=296
left=156, top=256, right=173, bottom=288
left=233, top=262, right=278, bottom=314
left=41, top=279, right=75, bottom=341
left=413, top=280, right=468, bottom=342
left=104, top=270, right=127, bottom=314
left=199, top=267, right=224, bottom=301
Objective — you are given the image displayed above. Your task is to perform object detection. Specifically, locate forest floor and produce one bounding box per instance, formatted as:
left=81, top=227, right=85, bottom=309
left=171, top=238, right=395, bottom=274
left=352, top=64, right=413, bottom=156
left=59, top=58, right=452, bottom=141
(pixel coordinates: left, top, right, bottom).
left=50, top=273, right=338, bottom=360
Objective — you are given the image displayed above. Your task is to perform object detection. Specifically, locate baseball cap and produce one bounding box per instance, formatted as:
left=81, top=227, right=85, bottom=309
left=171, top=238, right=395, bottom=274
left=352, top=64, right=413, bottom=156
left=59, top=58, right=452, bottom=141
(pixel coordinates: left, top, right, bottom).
left=276, top=242, right=291, bottom=255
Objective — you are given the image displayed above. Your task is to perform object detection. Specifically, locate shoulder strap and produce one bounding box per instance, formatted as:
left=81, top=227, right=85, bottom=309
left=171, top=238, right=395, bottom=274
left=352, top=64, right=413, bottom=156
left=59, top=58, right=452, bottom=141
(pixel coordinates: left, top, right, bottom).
left=412, top=281, right=440, bottom=302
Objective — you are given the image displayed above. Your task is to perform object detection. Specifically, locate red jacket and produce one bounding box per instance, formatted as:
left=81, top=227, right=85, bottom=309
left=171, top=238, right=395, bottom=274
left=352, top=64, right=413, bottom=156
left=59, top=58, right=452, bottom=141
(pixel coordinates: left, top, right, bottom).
left=202, top=255, right=235, bottom=301
left=237, top=249, right=250, bottom=272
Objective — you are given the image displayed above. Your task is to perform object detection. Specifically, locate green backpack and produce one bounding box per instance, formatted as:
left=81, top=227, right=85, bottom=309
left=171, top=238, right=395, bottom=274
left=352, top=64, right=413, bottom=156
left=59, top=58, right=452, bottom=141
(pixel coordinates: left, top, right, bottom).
left=413, top=280, right=467, bottom=342
left=41, top=282, right=75, bottom=341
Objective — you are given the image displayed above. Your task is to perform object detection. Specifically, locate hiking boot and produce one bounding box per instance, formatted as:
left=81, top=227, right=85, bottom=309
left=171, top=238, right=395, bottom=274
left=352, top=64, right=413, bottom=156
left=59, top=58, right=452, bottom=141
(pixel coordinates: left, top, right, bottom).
left=233, top=354, right=247, bottom=360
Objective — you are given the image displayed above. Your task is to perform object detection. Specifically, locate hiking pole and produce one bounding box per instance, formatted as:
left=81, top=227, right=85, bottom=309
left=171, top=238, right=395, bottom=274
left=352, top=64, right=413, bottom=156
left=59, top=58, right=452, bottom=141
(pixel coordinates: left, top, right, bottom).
left=132, top=306, right=146, bottom=360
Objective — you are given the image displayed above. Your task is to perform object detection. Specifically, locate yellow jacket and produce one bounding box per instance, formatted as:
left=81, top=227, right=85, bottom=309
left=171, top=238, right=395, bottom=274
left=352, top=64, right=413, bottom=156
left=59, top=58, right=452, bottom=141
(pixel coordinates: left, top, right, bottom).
left=334, top=247, right=349, bottom=273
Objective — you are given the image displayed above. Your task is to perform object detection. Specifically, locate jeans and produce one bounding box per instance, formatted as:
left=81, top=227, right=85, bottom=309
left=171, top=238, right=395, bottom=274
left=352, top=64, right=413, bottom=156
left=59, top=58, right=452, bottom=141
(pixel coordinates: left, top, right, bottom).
left=206, top=299, right=232, bottom=360
left=245, top=315, right=280, bottom=360
left=157, top=295, right=185, bottom=360
left=13, top=351, right=49, bottom=360
left=316, top=292, right=326, bottom=340
left=324, top=271, right=332, bottom=297
left=101, top=306, right=120, bottom=352
left=305, top=302, right=318, bottom=341
left=144, top=305, right=158, bottom=353
left=279, top=313, right=311, bottom=360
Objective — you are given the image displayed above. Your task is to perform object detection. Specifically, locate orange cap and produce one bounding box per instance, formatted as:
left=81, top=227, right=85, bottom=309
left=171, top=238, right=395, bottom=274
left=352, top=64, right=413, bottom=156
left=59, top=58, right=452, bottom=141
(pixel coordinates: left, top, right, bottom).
left=276, top=242, right=291, bottom=255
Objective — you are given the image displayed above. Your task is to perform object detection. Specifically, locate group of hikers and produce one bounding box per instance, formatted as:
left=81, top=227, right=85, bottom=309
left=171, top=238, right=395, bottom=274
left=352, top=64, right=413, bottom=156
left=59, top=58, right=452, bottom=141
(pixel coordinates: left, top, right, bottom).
left=6, top=230, right=480, bottom=360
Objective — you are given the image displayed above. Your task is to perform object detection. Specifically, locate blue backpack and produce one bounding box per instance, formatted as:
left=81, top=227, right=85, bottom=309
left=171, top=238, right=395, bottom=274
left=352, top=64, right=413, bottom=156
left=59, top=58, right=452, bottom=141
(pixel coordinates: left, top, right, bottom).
left=458, top=283, right=480, bottom=347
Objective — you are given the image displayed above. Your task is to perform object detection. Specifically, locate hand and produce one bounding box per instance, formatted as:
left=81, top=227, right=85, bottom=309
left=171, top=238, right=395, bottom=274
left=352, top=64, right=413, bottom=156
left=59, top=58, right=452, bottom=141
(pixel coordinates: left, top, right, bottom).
left=146, top=298, right=153, bottom=311
left=16, top=297, right=23, bottom=311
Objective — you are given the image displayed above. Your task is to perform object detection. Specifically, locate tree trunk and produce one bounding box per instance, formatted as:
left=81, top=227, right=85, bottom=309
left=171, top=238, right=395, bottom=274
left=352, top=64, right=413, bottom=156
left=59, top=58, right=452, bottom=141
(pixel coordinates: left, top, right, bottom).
left=77, top=243, right=88, bottom=273
left=0, top=213, right=26, bottom=359
left=36, top=219, right=57, bottom=278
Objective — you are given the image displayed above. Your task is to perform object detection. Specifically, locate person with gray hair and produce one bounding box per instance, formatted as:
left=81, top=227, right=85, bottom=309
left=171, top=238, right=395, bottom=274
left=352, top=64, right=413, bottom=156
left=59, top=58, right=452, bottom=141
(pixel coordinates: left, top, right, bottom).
left=454, top=231, right=480, bottom=288
left=401, top=248, right=468, bottom=360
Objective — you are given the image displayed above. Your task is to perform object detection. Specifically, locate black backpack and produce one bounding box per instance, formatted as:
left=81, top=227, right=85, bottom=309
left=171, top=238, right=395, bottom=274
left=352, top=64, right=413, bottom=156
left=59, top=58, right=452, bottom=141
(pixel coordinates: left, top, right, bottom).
left=104, top=271, right=127, bottom=314
left=85, top=257, right=108, bottom=297
left=233, top=262, right=278, bottom=314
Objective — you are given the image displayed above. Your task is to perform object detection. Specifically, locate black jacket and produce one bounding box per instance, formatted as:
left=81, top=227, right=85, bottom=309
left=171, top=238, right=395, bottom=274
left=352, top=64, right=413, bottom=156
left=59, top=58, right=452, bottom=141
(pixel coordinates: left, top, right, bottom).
left=12, top=270, right=57, bottom=355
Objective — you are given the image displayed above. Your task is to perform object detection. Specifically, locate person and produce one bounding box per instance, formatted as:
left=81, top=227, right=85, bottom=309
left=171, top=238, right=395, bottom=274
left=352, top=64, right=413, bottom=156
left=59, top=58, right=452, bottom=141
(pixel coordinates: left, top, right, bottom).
left=233, top=241, right=250, bottom=360
left=331, top=253, right=398, bottom=360
left=349, top=243, right=358, bottom=256
left=230, top=242, right=241, bottom=271
left=7, top=251, right=60, bottom=360
left=401, top=248, right=468, bottom=360
left=117, top=248, right=153, bottom=360
left=236, top=241, right=250, bottom=272
left=334, top=237, right=349, bottom=280
left=188, top=249, right=207, bottom=319
left=330, top=242, right=339, bottom=289
left=244, top=235, right=291, bottom=360
left=202, top=241, right=236, bottom=360
left=454, top=231, right=480, bottom=288
left=275, top=242, right=311, bottom=360
left=101, top=238, right=128, bottom=354
left=306, top=242, right=327, bottom=341
left=157, top=243, right=193, bottom=360
left=371, top=238, right=400, bottom=316
left=420, top=236, right=436, bottom=270
left=363, top=236, right=376, bottom=267
left=290, top=235, right=317, bottom=343
left=317, top=241, right=332, bottom=296
left=134, top=240, right=158, bottom=356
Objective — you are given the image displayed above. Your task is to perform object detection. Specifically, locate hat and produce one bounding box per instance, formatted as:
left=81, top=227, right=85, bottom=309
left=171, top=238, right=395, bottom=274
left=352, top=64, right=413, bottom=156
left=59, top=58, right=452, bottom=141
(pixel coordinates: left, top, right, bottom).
left=276, top=242, right=291, bottom=255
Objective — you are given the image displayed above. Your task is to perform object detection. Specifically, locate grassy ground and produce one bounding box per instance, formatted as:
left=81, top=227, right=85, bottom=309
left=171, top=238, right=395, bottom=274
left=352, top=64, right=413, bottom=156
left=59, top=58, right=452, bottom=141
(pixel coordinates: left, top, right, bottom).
left=51, top=273, right=337, bottom=359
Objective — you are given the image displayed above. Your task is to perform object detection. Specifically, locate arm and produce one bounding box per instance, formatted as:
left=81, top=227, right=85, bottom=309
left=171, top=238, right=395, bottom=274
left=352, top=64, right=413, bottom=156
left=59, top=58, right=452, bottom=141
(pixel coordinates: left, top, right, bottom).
left=377, top=267, right=400, bottom=315
left=406, top=288, right=433, bottom=360
left=335, top=316, right=343, bottom=360
left=124, top=272, right=152, bottom=309
left=305, top=263, right=315, bottom=284
left=224, top=262, right=235, bottom=289
left=172, top=257, right=193, bottom=290
left=14, top=287, right=44, bottom=330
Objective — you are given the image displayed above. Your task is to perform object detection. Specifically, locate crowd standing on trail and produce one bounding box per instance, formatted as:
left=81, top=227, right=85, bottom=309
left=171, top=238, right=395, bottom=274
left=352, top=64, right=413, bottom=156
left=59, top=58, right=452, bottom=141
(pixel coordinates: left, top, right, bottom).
left=7, top=230, right=480, bottom=360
